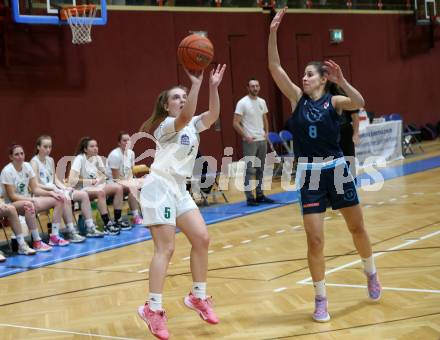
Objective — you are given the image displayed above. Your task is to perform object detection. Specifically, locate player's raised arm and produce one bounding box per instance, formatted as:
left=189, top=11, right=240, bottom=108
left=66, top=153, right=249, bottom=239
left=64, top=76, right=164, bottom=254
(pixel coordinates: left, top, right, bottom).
left=268, top=7, right=302, bottom=109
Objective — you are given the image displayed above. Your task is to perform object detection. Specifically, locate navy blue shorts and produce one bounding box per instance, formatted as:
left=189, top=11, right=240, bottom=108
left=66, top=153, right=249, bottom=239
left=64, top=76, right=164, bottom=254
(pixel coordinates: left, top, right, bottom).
left=296, top=159, right=359, bottom=215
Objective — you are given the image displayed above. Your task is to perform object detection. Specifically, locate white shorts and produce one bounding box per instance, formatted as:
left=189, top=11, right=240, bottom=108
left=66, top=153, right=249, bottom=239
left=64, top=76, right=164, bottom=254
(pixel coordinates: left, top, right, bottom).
left=140, top=173, right=198, bottom=227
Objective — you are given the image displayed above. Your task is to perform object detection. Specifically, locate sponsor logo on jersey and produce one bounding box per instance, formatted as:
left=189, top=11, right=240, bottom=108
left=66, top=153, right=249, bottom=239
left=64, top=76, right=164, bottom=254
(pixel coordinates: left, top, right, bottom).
left=323, top=101, right=329, bottom=109
left=180, top=134, right=190, bottom=145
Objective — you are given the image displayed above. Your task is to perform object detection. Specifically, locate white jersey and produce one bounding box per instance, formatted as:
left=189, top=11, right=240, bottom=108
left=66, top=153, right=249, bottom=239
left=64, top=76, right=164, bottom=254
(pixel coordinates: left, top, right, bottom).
left=234, top=95, right=268, bottom=141
left=149, top=116, right=207, bottom=180
left=0, top=162, right=36, bottom=202
left=106, top=147, right=135, bottom=180
left=71, top=154, right=106, bottom=189
left=31, top=155, right=56, bottom=189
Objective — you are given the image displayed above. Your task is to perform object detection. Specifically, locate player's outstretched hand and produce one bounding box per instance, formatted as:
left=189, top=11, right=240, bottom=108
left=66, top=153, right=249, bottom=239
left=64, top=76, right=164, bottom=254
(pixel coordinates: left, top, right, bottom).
left=184, top=68, right=204, bottom=86
left=209, top=64, right=227, bottom=88
left=270, top=7, right=287, bottom=33
left=324, top=60, right=345, bottom=85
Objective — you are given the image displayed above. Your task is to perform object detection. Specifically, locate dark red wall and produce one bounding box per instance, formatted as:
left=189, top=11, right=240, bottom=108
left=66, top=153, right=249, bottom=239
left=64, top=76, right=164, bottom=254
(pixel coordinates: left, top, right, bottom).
left=0, top=9, right=439, bottom=167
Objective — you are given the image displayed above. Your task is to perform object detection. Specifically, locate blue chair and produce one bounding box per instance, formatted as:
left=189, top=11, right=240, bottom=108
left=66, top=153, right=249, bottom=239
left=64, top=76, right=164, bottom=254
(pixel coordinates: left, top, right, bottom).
left=267, top=132, right=294, bottom=176
left=279, top=130, right=294, bottom=155
left=389, top=113, right=403, bottom=121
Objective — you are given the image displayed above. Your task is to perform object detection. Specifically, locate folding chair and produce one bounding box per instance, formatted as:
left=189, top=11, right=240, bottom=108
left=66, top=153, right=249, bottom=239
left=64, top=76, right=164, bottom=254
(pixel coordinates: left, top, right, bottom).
left=36, top=210, right=52, bottom=241
left=403, top=124, right=424, bottom=155
left=0, top=217, right=13, bottom=254
left=189, top=155, right=228, bottom=206
left=386, top=114, right=424, bottom=156
left=267, top=132, right=294, bottom=177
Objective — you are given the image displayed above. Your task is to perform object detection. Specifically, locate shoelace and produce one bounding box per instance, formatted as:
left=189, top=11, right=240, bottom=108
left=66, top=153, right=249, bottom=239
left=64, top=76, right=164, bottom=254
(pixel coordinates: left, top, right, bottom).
left=315, top=298, right=327, bottom=314
left=194, top=296, right=214, bottom=312
left=368, top=276, right=380, bottom=291
left=149, top=309, right=168, bottom=331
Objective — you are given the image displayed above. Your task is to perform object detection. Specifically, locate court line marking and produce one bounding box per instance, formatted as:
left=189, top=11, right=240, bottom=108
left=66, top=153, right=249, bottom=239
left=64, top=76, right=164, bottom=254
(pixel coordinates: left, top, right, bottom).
left=297, top=229, right=440, bottom=284
left=274, top=287, right=287, bottom=292
left=137, top=268, right=149, bottom=273
left=0, top=323, right=138, bottom=340
left=298, top=282, right=440, bottom=294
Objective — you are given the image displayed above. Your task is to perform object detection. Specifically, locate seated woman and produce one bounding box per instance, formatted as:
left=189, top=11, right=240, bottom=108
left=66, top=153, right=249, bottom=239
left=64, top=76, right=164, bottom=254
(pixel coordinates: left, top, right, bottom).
left=106, top=132, right=143, bottom=226
left=1, top=144, right=67, bottom=250
left=0, top=194, right=37, bottom=259
left=31, top=135, right=100, bottom=241
left=68, top=137, right=125, bottom=235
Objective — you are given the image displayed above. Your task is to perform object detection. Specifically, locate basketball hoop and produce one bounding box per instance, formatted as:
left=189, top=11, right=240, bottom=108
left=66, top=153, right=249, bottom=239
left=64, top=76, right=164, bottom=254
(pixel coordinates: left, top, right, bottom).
left=60, top=5, right=97, bottom=45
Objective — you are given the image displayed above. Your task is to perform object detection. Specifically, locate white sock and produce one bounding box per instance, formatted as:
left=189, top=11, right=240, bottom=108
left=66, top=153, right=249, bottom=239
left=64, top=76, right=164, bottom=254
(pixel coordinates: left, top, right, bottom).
left=192, top=282, right=207, bottom=299
left=131, top=210, right=139, bottom=217
left=313, top=280, right=326, bottom=297
left=31, top=229, right=41, bottom=242
left=51, top=223, right=60, bottom=236
left=362, top=256, right=376, bottom=275
left=149, top=293, right=163, bottom=311
left=15, top=234, right=26, bottom=246
left=85, top=219, right=94, bottom=227
left=66, top=223, right=76, bottom=233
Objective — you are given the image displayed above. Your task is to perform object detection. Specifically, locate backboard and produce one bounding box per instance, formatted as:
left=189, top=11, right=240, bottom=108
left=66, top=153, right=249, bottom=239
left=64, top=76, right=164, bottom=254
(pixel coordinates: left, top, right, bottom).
left=11, top=0, right=107, bottom=25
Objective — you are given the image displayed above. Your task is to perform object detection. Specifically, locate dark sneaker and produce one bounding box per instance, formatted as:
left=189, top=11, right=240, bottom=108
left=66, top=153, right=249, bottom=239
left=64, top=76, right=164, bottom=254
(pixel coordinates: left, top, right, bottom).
left=256, top=195, right=275, bottom=204
left=246, top=198, right=260, bottom=206
left=104, top=221, right=120, bottom=236
left=116, top=219, right=132, bottom=231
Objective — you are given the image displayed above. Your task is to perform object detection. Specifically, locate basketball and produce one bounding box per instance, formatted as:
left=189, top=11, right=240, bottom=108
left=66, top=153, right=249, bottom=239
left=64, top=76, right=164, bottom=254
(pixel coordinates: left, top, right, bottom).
left=177, top=34, right=214, bottom=71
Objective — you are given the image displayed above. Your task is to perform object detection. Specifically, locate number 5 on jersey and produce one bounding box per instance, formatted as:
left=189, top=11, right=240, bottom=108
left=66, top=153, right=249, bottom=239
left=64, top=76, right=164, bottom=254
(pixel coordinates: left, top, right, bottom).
left=164, top=207, right=171, bottom=219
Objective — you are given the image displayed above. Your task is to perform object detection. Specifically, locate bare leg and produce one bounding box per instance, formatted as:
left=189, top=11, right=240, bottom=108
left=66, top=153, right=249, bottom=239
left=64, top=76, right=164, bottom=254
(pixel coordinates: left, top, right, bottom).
left=72, top=190, right=92, bottom=220
left=33, top=197, right=64, bottom=224
left=0, top=204, right=22, bottom=235
left=12, top=201, right=38, bottom=231
left=85, top=188, right=108, bottom=215
left=62, top=198, right=74, bottom=224
left=340, top=204, right=372, bottom=258
left=176, top=209, right=209, bottom=282
left=149, top=225, right=176, bottom=293
left=303, top=212, right=326, bottom=282
left=104, top=183, right=123, bottom=210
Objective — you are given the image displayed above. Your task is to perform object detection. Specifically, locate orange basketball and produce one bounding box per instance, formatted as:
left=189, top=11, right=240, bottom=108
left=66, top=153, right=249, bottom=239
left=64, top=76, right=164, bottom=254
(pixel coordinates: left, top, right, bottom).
left=177, top=34, right=214, bottom=71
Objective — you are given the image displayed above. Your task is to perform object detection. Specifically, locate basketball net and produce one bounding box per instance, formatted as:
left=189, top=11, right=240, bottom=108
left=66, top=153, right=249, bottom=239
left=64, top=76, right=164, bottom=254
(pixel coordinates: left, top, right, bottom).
left=63, top=5, right=97, bottom=45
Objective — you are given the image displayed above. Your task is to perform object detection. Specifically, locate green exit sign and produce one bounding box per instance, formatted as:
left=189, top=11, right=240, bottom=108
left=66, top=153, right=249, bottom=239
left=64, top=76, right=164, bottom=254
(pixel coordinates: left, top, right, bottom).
left=329, top=29, right=344, bottom=44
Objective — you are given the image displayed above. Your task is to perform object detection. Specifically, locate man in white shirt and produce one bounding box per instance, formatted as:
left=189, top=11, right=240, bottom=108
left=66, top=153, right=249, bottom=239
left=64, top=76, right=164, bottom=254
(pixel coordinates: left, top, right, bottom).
left=233, top=78, right=275, bottom=206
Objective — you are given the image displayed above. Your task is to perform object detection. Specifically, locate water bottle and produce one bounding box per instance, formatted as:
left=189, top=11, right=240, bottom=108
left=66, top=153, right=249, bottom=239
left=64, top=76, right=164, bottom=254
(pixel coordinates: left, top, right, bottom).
left=77, top=214, right=86, bottom=236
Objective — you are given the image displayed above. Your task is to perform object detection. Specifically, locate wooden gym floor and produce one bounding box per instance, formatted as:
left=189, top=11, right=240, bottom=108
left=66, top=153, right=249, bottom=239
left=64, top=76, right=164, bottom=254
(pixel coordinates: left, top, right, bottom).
left=0, top=141, right=439, bottom=339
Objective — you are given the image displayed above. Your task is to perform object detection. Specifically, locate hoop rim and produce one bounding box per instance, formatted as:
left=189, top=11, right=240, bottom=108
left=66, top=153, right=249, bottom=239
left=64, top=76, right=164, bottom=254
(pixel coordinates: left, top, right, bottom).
left=59, top=4, right=97, bottom=21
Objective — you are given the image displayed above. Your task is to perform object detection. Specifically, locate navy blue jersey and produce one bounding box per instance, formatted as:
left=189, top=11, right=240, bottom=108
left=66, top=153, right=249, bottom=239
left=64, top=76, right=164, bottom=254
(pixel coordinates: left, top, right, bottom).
left=285, top=93, right=344, bottom=162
